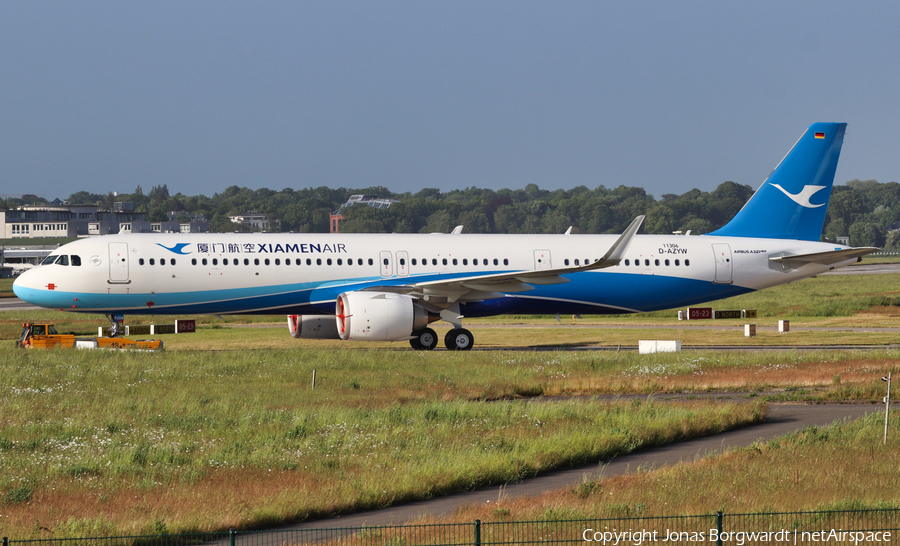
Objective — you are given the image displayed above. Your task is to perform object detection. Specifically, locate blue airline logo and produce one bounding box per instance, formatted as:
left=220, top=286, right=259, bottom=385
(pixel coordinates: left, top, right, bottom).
left=157, top=243, right=192, bottom=255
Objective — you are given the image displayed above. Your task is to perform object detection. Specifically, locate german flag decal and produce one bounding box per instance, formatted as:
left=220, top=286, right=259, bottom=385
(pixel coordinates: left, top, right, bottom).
left=814, top=132, right=825, bottom=139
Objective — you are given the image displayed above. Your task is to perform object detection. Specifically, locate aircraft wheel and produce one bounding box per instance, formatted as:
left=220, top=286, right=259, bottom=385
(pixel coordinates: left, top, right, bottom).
left=410, top=328, right=438, bottom=350
left=444, top=328, right=474, bottom=351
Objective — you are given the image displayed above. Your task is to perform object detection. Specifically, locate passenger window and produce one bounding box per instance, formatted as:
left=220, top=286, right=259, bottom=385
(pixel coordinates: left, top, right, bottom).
left=463, top=258, right=468, bottom=265
left=172, top=258, right=176, bottom=266
left=504, top=258, right=509, bottom=266
left=223, top=258, right=229, bottom=265
left=161, top=258, right=166, bottom=266
left=654, top=259, right=659, bottom=266
left=285, top=258, right=291, bottom=265
left=275, top=259, right=281, bottom=265
left=192, top=258, right=197, bottom=265
left=574, top=259, right=580, bottom=266
left=685, top=259, right=691, bottom=266
left=400, top=258, right=406, bottom=265
left=139, top=258, right=145, bottom=266
left=624, top=259, right=629, bottom=266
left=493, top=259, right=498, bottom=266
left=264, top=258, right=270, bottom=265
left=367, top=258, right=373, bottom=266
left=213, top=258, right=219, bottom=266
left=644, top=259, right=650, bottom=266
left=432, top=258, right=438, bottom=266
left=71, top=255, right=81, bottom=266
left=150, top=258, right=156, bottom=266
left=452, top=258, right=457, bottom=266
left=317, top=258, right=322, bottom=265
left=245, top=258, right=250, bottom=265
left=327, top=258, right=332, bottom=265
left=675, top=259, right=680, bottom=266
left=337, top=259, right=342, bottom=265
left=665, top=259, right=670, bottom=266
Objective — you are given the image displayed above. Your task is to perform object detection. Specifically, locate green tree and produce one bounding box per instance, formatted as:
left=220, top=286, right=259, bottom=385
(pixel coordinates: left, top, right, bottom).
left=848, top=220, right=884, bottom=247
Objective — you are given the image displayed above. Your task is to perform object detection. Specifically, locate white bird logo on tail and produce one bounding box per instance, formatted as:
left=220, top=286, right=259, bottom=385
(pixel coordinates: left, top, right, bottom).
left=770, top=184, right=827, bottom=208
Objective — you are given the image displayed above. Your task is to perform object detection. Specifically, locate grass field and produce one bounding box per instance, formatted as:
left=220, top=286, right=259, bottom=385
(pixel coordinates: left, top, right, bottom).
left=2, top=266, right=900, bottom=538
left=448, top=411, right=900, bottom=523
left=0, top=277, right=13, bottom=298
left=0, top=346, right=766, bottom=537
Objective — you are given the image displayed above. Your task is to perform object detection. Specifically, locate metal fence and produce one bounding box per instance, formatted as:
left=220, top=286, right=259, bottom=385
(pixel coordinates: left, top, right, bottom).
left=3, top=509, right=899, bottom=546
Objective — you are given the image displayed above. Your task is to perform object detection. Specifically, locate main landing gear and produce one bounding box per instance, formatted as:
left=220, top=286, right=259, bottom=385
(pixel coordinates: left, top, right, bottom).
left=409, top=328, right=438, bottom=350
left=444, top=328, right=474, bottom=351
left=409, top=327, right=474, bottom=351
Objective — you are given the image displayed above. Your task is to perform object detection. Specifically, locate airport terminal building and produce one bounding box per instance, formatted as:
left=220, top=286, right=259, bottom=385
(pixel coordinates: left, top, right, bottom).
left=1, top=203, right=208, bottom=239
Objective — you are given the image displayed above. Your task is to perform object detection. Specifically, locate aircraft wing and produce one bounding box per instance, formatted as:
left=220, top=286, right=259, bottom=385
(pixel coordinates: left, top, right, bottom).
left=768, top=247, right=880, bottom=267
left=363, top=215, right=645, bottom=303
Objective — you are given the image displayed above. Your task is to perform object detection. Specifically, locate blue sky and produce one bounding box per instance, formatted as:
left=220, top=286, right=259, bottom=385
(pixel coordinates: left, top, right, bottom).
left=2, top=1, right=898, bottom=201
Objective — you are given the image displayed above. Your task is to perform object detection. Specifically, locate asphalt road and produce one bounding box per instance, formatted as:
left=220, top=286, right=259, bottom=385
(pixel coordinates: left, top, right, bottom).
left=0, top=297, right=40, bottom=311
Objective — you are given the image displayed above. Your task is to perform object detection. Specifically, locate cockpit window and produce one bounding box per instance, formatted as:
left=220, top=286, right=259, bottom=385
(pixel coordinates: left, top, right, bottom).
left=41, top=255, right=58, bottom=265
left=71, top=255, right=82, bottom=266
left=57, top=255, right=69, bottom=266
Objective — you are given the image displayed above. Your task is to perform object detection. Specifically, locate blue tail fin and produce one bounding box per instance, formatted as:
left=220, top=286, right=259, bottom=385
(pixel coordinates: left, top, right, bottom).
left=707, top=122, right=846, bottom=241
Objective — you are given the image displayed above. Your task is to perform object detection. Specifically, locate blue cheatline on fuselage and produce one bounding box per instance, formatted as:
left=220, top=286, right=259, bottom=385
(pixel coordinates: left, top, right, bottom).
left=20, top=269, right=752, bottom=317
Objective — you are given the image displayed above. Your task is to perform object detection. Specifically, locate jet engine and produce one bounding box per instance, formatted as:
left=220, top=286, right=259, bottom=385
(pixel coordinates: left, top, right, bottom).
left=336, top=291, right=438, bottom=341
left=287, top=314, right=341, bottom=339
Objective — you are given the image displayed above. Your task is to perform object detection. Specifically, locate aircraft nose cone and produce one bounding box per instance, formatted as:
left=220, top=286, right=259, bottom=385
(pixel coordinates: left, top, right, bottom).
left=13, top=269, right=40, bottom=302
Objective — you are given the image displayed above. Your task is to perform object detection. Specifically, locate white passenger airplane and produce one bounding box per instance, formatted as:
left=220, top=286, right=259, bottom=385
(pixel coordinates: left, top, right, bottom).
left=14, top=123, right=877, bottom=350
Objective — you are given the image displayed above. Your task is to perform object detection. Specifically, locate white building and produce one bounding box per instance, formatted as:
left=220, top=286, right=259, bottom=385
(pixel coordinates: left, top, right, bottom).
left=229, top=211, right=270, bottom=231
left=1, top=203, right=208, bottom=239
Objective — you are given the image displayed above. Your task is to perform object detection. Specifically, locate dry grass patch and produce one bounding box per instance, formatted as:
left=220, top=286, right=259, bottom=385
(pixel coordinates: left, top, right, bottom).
left=548, top=354, right=900, bottom=399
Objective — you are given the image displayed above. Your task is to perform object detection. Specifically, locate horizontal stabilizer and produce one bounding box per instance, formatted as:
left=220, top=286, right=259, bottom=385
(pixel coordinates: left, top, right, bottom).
left=769, top=247, right=880, bottom=267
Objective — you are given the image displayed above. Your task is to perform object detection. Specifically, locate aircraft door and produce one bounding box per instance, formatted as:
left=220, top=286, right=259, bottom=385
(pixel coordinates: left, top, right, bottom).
left=108, top=242, right=130, bottom=283
left=396, top=251, right=409, bottom=277
left=533, top=249, right=552, bottom=270
left=379, top=250, right=393, bottom=278
left=712, top=243, right=733, bottom=284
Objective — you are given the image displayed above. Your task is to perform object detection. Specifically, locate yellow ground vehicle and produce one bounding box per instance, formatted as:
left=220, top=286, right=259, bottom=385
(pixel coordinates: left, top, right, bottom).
left=16, top=323, right=164, bottom=351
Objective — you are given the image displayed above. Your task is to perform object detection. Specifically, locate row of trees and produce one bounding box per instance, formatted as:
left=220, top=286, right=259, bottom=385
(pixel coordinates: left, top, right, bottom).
left=2, top=179, right=896, bottom=248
